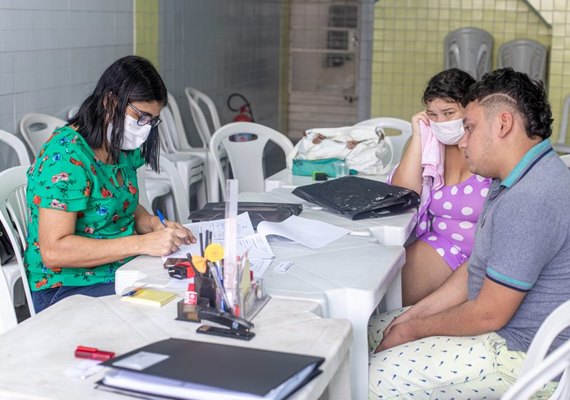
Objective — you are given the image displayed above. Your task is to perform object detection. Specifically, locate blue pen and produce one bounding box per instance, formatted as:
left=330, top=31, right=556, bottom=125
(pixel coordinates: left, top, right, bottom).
left=121, top=285, right=146, bottom=297
left=156, top=209, right=167, bottom=227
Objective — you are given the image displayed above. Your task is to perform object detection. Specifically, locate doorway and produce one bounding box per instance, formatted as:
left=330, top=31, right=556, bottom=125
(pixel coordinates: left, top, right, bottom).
left=287, top=0, right=361, bottom=140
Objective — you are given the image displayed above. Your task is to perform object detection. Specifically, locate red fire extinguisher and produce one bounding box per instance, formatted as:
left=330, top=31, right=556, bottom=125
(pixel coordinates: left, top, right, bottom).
left=227, top=93, right=255, bottom=123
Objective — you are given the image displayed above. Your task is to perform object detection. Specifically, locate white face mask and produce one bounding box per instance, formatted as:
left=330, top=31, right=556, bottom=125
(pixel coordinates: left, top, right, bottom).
left=430, top=118, right=465, bottom=145
left=107, top=115, right=152, bottom=150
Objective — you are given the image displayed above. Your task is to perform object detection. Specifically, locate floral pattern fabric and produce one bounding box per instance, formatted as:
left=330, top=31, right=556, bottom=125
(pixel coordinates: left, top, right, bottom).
left=24, top=126, right=145, bottom=291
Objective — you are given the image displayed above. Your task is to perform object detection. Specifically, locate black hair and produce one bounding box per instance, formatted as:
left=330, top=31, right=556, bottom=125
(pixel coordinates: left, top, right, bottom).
left=422, top=68, right=476, bottom=106
left=68, top=55, right=167, bottom=171
left=461, top=68, right=552, bottom=140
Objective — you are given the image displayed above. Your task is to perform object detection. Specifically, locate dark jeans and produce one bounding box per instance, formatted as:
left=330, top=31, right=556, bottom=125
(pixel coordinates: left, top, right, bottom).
left=32, top=282, right=116, bottom=313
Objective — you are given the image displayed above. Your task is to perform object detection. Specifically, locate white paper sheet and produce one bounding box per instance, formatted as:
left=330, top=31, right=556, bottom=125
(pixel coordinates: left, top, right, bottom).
left=165, top=233, right=274, bottom=260
left=257, top=215, right=350, bottom=249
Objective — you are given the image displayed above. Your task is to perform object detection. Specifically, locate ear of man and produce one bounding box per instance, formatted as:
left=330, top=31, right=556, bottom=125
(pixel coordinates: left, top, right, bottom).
left=496, top=110, right=514, bottom=139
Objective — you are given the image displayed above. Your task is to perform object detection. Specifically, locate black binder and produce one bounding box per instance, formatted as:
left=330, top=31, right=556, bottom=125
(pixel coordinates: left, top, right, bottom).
left=97, top=338, right=324, bottom=400
left=292, top=176, right=420, bottom=220
left=189, top=202, right=303, bottom=229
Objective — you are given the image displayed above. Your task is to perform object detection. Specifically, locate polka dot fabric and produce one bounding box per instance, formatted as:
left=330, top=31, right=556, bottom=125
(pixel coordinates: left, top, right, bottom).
left=419, top=175, right=491, bottom=270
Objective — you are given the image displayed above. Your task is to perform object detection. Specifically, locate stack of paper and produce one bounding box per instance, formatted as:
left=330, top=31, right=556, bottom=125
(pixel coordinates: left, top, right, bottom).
left=257, top=215, right=349, bottom=249
left=121, top=289, right=178, bottom=308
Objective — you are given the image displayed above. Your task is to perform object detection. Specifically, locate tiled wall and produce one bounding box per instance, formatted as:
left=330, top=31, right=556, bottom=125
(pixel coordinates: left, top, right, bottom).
left=527, top=0, right=570, bottom=145
left=0, top=0, right=133, bottom=170
left=371, top=0, right=554, bottom=136
left=157, top=0, right=283, bottom=147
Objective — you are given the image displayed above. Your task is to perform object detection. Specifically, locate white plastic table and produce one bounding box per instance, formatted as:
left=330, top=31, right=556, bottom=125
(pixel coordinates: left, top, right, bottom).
left=0, top=295, right=352, bottom=400
left=117, top=227, right=405, bottom=400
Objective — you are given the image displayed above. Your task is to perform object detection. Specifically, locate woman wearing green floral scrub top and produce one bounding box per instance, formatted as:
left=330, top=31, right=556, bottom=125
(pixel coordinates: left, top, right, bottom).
left=25, top=56, right=195, bottom=313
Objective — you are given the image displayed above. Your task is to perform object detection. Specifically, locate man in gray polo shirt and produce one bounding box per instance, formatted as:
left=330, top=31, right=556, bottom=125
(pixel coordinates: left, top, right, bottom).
left=368, top=68, right=570, bottom=399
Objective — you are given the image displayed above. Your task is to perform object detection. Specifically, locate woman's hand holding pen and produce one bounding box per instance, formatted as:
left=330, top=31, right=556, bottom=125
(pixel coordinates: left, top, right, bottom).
left=139, top=209, right=196, bottom=257
left=140, top=227, right=190, bottom=256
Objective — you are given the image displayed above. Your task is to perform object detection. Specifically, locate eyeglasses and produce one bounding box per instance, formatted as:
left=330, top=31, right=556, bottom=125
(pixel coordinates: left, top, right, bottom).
left=128, top=103, right=162, bottom=128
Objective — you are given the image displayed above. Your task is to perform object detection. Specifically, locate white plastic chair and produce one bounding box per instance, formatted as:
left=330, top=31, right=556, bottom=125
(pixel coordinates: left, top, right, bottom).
left=0, top=129, right=31, bottom=166
left=502, top=300, right=570, bottom=400
left=354, top=117, right=412, bottom=168
left=19, top=113, right=67, bottom=155
left=209, top=122, right=294, bottom=199
left=136, top=165, right=171, bottom=215
left=0, top=166, right=35, bottom=334
left=554, top=95, right=570, bottom=155
left=559, top=154, right=570, bottom=167
left=444, top=27, right=493, bottom=80
left=184, top=87, right=222, bottom=148
left=158, top=106, right=207, bottom=208
left=498, top=39, right=547, bottom=83
left=67, top=104, right=80, bottom=119
left=138, top=156, right=190, bottom=223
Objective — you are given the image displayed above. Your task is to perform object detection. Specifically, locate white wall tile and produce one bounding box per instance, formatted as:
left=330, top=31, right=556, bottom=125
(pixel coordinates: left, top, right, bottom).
left=0, top=2, right=134, bottom=170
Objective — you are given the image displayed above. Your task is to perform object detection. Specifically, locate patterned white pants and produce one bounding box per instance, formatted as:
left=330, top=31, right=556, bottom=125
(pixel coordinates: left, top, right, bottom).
left=368, top=308, right=556, bottom=399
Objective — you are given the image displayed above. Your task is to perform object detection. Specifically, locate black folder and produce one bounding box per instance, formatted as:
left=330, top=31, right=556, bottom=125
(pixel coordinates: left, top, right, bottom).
left=189, top=202, right=303, bottom=229
left=292, top=176, right=420, bottom=220
left=97, top=338, right=324, bottom=400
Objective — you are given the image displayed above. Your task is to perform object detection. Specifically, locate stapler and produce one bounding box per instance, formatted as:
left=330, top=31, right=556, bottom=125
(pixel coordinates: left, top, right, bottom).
left=196, top=308, right=255, bottom=341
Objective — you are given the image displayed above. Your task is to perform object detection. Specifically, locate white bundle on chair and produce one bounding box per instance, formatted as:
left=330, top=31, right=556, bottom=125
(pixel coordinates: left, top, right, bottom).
left=288, top=125, right=393, bottom=175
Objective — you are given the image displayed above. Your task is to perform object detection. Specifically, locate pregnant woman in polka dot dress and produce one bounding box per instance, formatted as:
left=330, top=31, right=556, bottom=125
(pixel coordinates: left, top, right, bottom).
left=391, top=69, right=491, bottom=305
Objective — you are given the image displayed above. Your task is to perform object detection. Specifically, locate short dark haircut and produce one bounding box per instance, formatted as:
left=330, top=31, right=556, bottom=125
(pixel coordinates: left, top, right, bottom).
left=461, top=68, right=552, bottom=140
left=422, top=68, right=476, bottom=106
left=68, top=55, right=167, bottom=171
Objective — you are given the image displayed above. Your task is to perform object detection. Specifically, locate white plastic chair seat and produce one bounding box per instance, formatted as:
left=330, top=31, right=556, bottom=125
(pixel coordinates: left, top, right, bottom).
left=19, top=113, right=67, bottom=155
left=209, top=122, right=294, bottom=199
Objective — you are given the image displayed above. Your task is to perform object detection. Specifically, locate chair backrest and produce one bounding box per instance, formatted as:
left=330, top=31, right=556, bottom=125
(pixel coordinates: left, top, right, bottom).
left=560, top=154, right=570, bottom=167
left=554, top=94, right=570, bottom=154
left=158, top=107, right=179, bottom=154
left=141, top=156, right=190, bottom=223
left=354, top=117, right=412, bottom=167
left=502, top=299, right=570, bottom=399
left=0, top=129, right=31, bottom=166
left=165, top=93, right=194, bottom=151
left=67, top=104, right=80, bottom=119
left=444, top=27, right=493, bottom=80
left=209, top=122, right=294, bottom=198
left=0, top=166, right=35, bottom=320
left=498, top=39, right=547, bottom=83
left=185, top=87, right=222, bottom=147
left=19, top=113, right=67, bottom=155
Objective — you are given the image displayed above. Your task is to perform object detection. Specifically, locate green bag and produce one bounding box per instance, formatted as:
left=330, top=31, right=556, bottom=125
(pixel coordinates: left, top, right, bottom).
left=292, top=158, right=356, bottom=178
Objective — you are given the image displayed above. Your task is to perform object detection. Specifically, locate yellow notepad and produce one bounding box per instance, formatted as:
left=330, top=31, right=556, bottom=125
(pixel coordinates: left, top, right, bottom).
left=121, top=288, right=178, bottom=308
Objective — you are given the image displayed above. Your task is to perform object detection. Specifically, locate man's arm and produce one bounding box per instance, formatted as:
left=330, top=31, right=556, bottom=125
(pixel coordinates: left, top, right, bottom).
left=378, top=277, right=525, bottom=350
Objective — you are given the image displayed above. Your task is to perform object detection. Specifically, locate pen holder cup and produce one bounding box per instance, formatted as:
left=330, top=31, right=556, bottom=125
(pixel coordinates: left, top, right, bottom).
left=176, top=298, right=210, bottom=323
left=197, top=275, right=216, bottom=308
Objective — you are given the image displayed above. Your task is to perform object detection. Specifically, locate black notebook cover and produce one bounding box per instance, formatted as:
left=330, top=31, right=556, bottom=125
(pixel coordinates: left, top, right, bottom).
left=292, top=176, right=420, bottom=220
left=189, top=202, right=303, bottom=229
left=98, top=338, right=324, bottom=399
